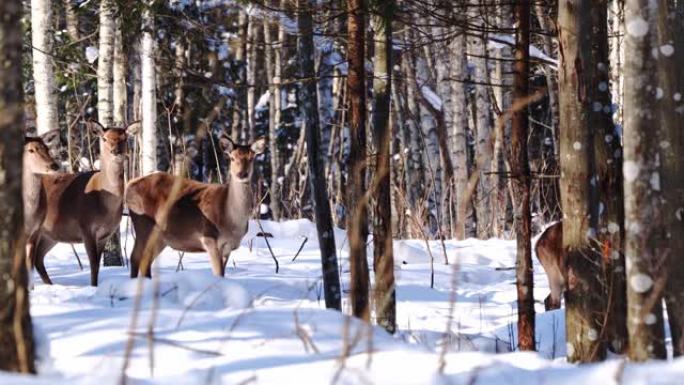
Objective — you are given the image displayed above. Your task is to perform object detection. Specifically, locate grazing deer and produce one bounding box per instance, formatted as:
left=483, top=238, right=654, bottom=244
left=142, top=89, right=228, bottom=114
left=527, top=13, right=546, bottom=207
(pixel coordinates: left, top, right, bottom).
left=31, top=121, right=138, bottom=286
left=126, top=135, right=266, bottom=278
left=23, top=133, right=61, bottom=268
left=534, top=221, right=564, bottom=310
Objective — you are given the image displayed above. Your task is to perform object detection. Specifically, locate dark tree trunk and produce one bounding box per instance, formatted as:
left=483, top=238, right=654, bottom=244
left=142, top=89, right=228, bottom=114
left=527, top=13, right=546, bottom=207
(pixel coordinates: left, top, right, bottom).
left=371, top=0, right=396, bottom=333
left=0, top=0, right=36, bottom=372
left=297, top=0, right=342, bottom=311
left=658, top=0, right=684, bottom=358
left=510, top=0, right=535, bottom=352
left=588, top=0, right=627, bottom=354
left=346, top=0, right=370, bottom=321
left=558, top=0, right=607, bottom=362
left=623, top=0, right=667, bottom=361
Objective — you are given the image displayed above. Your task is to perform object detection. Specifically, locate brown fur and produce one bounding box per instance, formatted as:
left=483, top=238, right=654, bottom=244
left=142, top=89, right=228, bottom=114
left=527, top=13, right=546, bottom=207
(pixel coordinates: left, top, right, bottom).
left=23, top=133, right=60, bottom=270
left=535, top=221, right=565, bottom=310
left=126, top=136, right=266, bottom=278
left=31, top=122, right=138, bottom=286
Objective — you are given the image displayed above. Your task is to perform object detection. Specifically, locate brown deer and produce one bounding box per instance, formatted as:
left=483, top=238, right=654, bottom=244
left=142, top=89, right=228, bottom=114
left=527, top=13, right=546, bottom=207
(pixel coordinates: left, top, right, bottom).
left=126, top=135, right=266, bottom=278
left=23, top=133, right=61, bottom=268
left=534, top=221, right=564, bottom=310
left=31, top=121, right=138, bottom=286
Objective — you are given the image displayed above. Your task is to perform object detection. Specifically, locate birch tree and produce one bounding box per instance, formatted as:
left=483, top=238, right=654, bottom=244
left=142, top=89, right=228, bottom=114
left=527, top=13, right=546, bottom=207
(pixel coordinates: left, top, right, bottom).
left=31, top=0, right=60, bottom=155
left=141, top=2, right=158, bottom=175
left=468, top=2, right=493, bottom=239
left=449, top=11, right=469, bottom=240
left=0, top=0, right=35, bottom=371
left=97, top=0, right=115, bottom=128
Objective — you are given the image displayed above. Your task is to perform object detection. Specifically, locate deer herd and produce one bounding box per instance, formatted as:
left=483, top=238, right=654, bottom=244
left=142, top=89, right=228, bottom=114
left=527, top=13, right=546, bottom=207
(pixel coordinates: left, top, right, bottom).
left=23, top=122, right=566, bottom=311
left=22, top=121, right=265, bottom=287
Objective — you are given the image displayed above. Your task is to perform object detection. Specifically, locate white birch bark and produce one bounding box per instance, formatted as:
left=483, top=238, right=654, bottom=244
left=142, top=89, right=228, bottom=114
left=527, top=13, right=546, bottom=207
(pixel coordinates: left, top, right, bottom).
left=246, top=15, right=258, bottom=140
left=468, top=3, right=493, bottom=238
left=113, top=19, right=127, bottom=127
left=141, top=6, right=158, bottom=175
left=450, top=18, right=469, bottom=239
left=97, top=0, right=115, bottom=127
left=31, top=0, right=59, bottom=136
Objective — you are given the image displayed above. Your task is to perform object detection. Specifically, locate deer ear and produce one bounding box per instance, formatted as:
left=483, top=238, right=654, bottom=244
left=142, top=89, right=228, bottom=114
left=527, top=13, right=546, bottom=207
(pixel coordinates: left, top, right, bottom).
left=219, top=134, right=234, bottom=153
left=40, top=129, right=60, bottom=147
left=250, top=137, right=267, bottom=155
left=89, top=120, right=107, bottom=136
left=125, top=121, right=141, bottom=136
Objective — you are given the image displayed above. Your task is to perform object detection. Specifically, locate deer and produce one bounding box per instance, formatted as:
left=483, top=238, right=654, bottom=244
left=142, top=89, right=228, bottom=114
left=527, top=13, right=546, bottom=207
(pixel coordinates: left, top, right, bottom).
left=534, top=221, right=564, bottom=310
left=125, top=135, right=266, bottom=279
left=30, top=121, right=139, bottom=286
left=23, top=133, right=61, bottom=269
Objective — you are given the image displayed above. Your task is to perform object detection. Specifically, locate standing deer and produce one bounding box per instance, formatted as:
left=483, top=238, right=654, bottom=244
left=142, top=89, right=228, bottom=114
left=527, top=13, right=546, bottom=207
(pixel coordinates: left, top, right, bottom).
left=23, top=133, right=60, bottom=269
left=31, top=121, right=138, bottom=286
left=534, top=221, right=564, bottom=310
left=126, top=135, right=266, bottom=278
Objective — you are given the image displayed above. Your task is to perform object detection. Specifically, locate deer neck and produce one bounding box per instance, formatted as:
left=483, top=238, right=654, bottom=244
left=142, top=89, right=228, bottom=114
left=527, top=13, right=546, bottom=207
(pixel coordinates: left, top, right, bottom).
left=22, top=168, right=43, bottom=215
left=99, top=156, right=125, bottom=195
left=226, top=177, right=253, bottom=223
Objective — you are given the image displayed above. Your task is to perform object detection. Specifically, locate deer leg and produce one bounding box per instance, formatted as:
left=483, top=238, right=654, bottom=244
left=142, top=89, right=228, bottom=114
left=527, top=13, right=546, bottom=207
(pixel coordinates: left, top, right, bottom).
left=221, top=250, right=232, bottom=276
left=33, top=236, right=56, bottom=285
left=201, top=237, right=223, bottom=277
left=84, top=235, right=105, bottom=287
left=129, top=213, right=164, bottom=279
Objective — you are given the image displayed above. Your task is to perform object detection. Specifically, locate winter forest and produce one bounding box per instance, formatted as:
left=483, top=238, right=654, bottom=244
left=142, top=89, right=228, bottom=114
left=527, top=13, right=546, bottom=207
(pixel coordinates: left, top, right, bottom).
left=0, top=0, right=683, bottom=383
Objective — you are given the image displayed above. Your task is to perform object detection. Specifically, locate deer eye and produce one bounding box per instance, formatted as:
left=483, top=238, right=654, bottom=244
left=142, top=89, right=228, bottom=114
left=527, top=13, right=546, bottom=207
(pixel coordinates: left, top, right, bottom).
left=28, top=149, right=35, bottom=153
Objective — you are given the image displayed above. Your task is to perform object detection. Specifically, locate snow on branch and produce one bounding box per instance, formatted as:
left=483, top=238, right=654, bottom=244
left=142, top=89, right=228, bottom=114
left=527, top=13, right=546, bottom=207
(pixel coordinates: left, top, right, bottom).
left=488, top=34, right=558, bottom=69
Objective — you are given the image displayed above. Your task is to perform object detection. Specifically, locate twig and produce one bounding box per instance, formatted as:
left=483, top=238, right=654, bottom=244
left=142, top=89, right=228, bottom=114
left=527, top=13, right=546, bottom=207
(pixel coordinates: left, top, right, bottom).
left=70, top=244, right=84, bottom=271
left=291, top=236, right=308, bottom=262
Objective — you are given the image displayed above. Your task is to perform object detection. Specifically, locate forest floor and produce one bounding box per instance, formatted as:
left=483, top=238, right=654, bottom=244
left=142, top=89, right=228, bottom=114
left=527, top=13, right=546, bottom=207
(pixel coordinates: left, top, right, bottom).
left=2, top=219, right=683, bottom=384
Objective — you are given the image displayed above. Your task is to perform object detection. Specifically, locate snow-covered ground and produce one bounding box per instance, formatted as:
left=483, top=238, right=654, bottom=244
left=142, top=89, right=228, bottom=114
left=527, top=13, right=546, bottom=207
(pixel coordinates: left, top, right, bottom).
left=4, top=219, right=684, bottom=384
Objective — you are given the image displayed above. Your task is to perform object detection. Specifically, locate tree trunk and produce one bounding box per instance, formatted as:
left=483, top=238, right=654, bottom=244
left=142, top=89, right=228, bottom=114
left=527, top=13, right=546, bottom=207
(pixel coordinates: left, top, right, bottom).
left=402, top=31, right=425, bottom=224
left=141, top=6, right=158, bottom=175
left=371, top=1, right=396, bottom=333
left=97, top=0, right=115, bottom=127
left=588, top=0, right=627, bottom=354
left=297, top=0, right=342, bottom=311
left=558, top=0, right=607, bottom=362
left=269, top=6, right=286, bottom=220
left=103, top=12, right=127, bottom=268
left=0, top=0, right=36, bottom=371
left=663, top=0, right=684, bottom=358
left=510, top=0, right=535, bottom=352
left=468, top=2, right=493, bottom=239
left=450, top=12, right=469, bottom=240
left=346, top=0, right=370, bottom=320
left=246, top=17, right=258, bottom=140
left=31, top=0, right=60, bottom=156
left=623, top=0, right=667, bottom=361
left=63, top=0, right=80, bottom=41
left=232, top=10, right=248, bottom=142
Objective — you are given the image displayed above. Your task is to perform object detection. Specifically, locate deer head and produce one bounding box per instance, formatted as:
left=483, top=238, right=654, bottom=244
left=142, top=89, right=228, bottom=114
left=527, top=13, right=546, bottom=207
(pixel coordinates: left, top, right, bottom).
left=219, top=135, right=267, bottom=183
left=90, top=120, right=140, bottom=165
left=24, top=132, right=60, bottom=174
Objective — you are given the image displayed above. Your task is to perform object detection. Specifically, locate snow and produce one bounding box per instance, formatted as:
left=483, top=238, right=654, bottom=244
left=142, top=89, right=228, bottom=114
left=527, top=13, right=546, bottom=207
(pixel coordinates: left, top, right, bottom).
left=488, top=34, right=558, bottom=68
left=420, top=86, right=443, bottom=111
left=3, top=219, right=682, bottom=384
left=85, top=46, right=98, bottom=64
